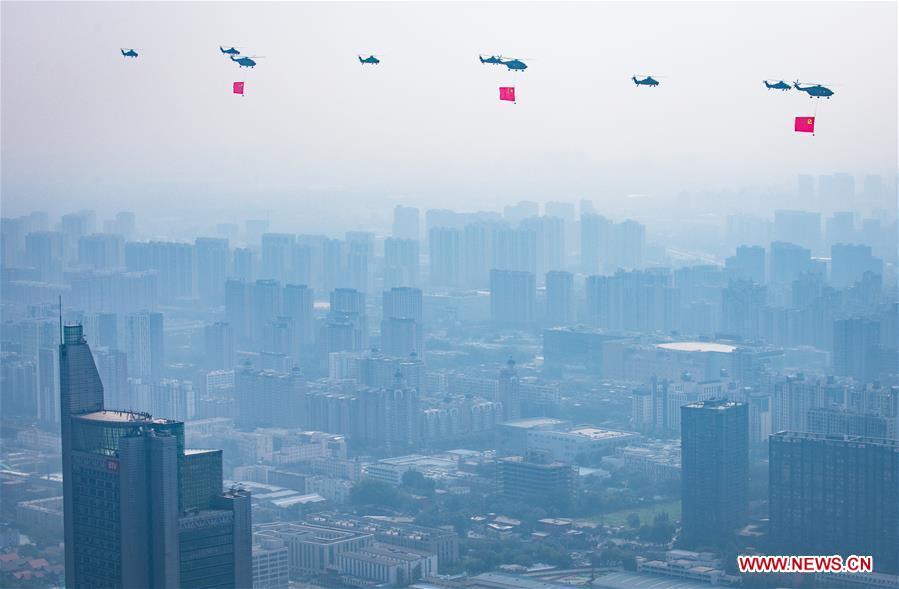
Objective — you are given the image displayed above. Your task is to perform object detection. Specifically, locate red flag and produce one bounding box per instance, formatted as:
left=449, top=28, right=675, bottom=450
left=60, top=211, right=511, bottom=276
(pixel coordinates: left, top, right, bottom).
left=499, top=86, right=515, bottom=102
left=233, top=81, right=245, bottom=95
left=794, top=116, right=815, bottom=133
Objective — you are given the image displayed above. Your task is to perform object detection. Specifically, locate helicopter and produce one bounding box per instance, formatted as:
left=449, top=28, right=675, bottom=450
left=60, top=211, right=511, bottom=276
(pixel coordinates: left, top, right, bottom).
left=793, top=81, right=834, bottom=98
left=219, top=46, right=241, bottom=56
left=632, top=75, right=660, bottom=87
left=120, top=48, right=138, bottom=58
left=479, top=55, right=504, bottom=65
left=358, top=54, right=380, bottom=65
left=500, top=58, right=528, bottom=71
left=230, top=55, right=260, bottom=68
left=764, top=80, right=791, bottom=91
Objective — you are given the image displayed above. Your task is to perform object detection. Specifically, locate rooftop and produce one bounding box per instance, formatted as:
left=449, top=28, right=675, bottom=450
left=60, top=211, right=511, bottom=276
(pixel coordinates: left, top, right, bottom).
left=74, top=410, right=175, bottom=425
left=657, top=341, right=736, bottom=353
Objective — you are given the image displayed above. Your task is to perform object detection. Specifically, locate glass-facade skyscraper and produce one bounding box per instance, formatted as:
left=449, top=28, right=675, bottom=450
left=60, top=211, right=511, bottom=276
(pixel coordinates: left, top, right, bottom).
left=680, top=399, right=749, bottom=548
left=60, top=324, right=251, bottom=588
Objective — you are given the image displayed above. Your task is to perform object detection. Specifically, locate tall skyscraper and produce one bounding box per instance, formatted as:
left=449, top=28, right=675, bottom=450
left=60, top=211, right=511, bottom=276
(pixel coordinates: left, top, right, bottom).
left=60, top=324, right=251, bottom=587
left=770, top=432, right=898, bottom=574
left=681, top=399, right=749, bottom=548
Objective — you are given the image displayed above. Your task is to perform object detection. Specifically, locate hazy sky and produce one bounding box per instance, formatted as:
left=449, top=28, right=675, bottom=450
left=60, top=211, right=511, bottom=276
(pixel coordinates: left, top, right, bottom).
left=2, top=1, right=896, bottom=233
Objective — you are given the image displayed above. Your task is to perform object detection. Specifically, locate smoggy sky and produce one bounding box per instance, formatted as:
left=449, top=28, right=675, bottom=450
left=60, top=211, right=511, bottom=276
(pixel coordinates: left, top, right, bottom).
left=2, top=1, right=896, bottom=230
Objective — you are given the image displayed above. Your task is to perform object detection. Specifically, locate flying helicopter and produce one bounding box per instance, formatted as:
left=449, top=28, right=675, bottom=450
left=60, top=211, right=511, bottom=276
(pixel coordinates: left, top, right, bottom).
left=219, top=46, right=241, bottom=56
left=120, top=48, right=138, bottom=58
left=793, top=81, right=835, bottom=98
left=479, top=55, right=504, bottom=65
left=632, top=75, right=660, bottom=87
left=764, top=80, right=791, bottom=91
left=230, top=55, right=261, bottom=68
left=500, top=58, right=528, bottom=71
left=358, top=54, right=380, bottom=65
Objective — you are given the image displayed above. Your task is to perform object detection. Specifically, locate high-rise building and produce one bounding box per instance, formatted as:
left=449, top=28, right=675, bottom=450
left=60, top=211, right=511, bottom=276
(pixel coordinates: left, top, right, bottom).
left=581, top=213, right=612, bottom=275
left=544, top=270, right=574, bottom=325
left=830, top=244, right=883, bottom=289
left=491, top=225, right=537, bottom=275
left=125, top=310, right=164, bottom=381
left=225, top=279, right=253, bottom=343
left=59, top=324, right=251, bottom=588
left=124, top=241, right=194, bottom=302
left=502, top=201, right=539, bottom=226
left=234, top=366, right=307, bottom=428
left=833, top=317, right=881, bottom=383
left=95, top=348, right=129, bottom=409
left=381, top=287, right=423, bottom=359
left=725, top=245, right=765, bottom=284
left=253, top=279, right=283, bottom=345
left=462, top=223, right=492, bottom=288
left=429, top=227, right=463, bottom=287
left=383, top=237, right=420, bottom=288
left=681, top=399, right=748, bottom=548
left=204, top=321, right=236, bottom=370
left=586, top=270, right=677, bottom=333
left=769, top=432, right=898, bottom=574
left=825, top=211, right=856, bottom=249
left=331, top=288, right=368, bottom=350
left=283, top=283, right=315, bottom=351
left=78, top=233, right=124, bottom=269
left=490, top=269, right=536, bottom=326
left=194, top=237, right=229, bottom=303
left=769, top=241, right=817, bottom=286
left=773, top=210, right=822, bottom=255
left=232, top=247, right=255, bottom=282
left=772, top=375, right=824, bottom=433
left=25, top=230, right=64, bottom=283
left=497, top=359, right=521, bottom=421
left=261, top=233, right=295, bottom=283
left=721, top=280, right=766, bottom=340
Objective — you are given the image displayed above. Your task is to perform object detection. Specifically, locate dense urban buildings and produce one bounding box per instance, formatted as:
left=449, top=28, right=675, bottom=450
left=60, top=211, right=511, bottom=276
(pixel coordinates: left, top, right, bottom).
left=2, top=178, right=898, bottom=587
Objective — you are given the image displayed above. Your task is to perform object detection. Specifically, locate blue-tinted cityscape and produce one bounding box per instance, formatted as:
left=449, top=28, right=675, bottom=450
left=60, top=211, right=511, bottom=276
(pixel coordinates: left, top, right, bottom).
left=2, top=1, right=898, bottom=588
left=2, top=175, right=898, bottom=588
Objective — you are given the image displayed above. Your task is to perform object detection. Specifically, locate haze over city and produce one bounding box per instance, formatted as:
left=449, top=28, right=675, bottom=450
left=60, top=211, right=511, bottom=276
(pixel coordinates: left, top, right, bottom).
left=2, top=1, right=897, bottom=235
left=1, top=2, right=898, bottom=589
